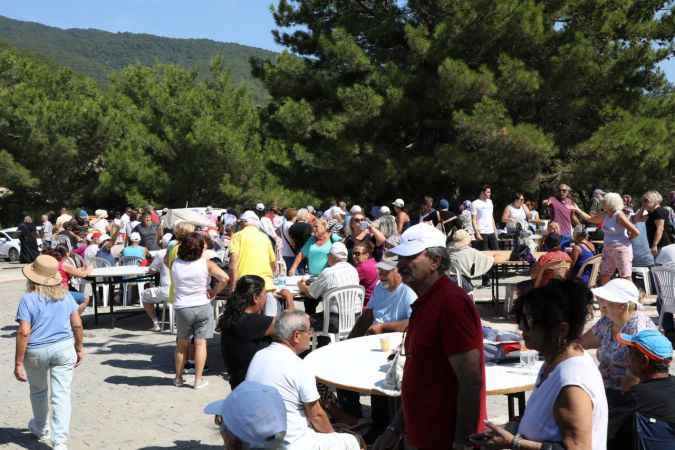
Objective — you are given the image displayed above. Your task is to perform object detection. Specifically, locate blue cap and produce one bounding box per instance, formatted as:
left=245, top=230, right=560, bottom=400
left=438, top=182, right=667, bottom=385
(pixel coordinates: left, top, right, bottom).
left=439, top=198, right=449, bottom=209
left=79, top=210, right=88, bottom=218
left=618, top=330, right=673, bottom=361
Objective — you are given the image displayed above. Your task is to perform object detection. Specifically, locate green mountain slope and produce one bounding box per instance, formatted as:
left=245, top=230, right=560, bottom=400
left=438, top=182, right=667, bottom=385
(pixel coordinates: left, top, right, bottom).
left=0, top=15, right=275, bottom=101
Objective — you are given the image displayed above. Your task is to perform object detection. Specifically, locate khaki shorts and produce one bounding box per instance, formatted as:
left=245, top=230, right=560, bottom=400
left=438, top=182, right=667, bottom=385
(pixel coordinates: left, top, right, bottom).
left=175, top=304, right=214, bottom=341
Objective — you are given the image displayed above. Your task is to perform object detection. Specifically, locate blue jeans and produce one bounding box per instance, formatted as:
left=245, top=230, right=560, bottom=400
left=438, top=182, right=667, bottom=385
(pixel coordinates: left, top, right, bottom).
left=69, top=290, right=86, bottom=305
left=24, top=339, right=77, bottom=446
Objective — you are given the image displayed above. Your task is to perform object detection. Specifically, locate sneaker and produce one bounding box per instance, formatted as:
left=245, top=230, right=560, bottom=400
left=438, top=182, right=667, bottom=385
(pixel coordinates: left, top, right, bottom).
left=27, top=419, right=50, bottom=443
left=151, top=321, right=161, bottom=332
left=193, top=379, right=209, bottom=390
left=174, top=377, right=185, bottom=387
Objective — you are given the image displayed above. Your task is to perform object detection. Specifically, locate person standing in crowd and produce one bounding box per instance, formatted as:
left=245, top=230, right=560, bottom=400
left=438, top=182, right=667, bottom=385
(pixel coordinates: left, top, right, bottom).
left=458, top=200, right=475, bottom=238
left=288, top=219, right=341, bottom=277
left=472, top=185, right=497, bottom=250
left=41, top=214, right=53, bottom=250
left=344, top=211, right=385, bottom=262
left=18, top=216, right=40, bottom=264
left=375, top=224, right=486, bottom=450
left=91, top=210, right=110, bottom=234
left=623, top=194, right=635, bottom=216
left=246, top=310, right=362, bottom=449
left=288, top=208, right=313, bottom=274
left=392, top=199, right=410, bottom=234
left=501, top=193, right=530, bottom=234
left=279, top=208, right=298, bottom=273
left=543, top=183, right=579, bottom=238
left=352, top=241, right=378, bottom=306
left=219, top=275, right=294, bottom=389
left=472, top=280, right=608, bottom=450
left=145, top=205, right=160, bottom=225
left=437, top=198, right=458, bottom=235
left=44, top=247, right=92, bottom=315
left=575, top=192, right=640, bottom=285
left=14, top=255, right=84, bottom=450
left=581, top=278, right=656, bottom=448
left=172, top=233, right=229, bottom=389
left=632, top=190, right=672, bottom=257
left=418, top=195, right=440, bottom=226
left=589, top=188, right=606, bottom=214
left=55, top=208, right=72, bottom=233
left=133, top=213, right=161, bottom=252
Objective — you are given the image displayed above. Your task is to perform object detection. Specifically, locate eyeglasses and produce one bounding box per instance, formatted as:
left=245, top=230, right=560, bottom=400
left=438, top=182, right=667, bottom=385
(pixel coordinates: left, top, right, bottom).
left=352, top=217, right=364, bottom=223
left=353, top=251, right=365, bottom=256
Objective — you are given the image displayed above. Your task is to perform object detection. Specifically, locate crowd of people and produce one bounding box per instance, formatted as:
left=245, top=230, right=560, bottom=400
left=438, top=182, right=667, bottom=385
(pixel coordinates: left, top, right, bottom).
left=11, top=185, right=675, bottom=450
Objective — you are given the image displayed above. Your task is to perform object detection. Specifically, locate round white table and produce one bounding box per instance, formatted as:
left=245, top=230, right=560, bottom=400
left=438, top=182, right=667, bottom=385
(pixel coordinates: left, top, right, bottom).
left=304, top=332, right=541, bottom=420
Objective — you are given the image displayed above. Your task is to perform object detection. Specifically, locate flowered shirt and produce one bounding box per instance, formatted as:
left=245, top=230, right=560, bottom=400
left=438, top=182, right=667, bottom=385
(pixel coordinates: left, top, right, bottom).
left=592, top=312, right=656, bottom=390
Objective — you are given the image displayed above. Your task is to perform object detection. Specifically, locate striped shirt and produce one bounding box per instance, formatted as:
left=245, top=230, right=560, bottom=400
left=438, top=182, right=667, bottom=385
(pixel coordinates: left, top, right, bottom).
left=309, top=261, right=360, bottom=313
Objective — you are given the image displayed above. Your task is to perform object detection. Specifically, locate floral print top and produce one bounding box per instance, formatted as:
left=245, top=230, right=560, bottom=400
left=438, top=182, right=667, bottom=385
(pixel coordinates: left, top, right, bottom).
left=591, top=311, right=656, bottom=390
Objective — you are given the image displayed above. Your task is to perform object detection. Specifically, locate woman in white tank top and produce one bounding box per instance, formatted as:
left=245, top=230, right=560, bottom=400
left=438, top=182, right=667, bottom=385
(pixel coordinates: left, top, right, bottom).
left=170, top=232, right=229, bottom=389
left=502, top=193, right=531, bottom=232
left=471, top=280, right=608, bottom=450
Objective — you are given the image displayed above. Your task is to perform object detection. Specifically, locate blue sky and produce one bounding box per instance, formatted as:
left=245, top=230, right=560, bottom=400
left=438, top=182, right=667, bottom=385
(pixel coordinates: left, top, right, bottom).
left=0, top=1, right=673, bottom=81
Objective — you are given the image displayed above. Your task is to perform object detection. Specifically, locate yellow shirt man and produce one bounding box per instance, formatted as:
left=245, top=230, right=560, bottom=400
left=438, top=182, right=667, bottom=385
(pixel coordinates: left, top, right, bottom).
left=229, top=224, right=276, bottom=291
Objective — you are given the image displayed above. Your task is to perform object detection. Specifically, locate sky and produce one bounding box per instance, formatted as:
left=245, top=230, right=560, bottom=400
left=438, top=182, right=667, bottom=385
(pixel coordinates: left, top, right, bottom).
left=0, top=0, right=673, bottom=81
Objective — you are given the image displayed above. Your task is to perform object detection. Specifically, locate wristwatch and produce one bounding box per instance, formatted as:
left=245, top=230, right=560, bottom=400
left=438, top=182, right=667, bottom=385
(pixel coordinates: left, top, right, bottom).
left=512, top=433, right=523, bottom=449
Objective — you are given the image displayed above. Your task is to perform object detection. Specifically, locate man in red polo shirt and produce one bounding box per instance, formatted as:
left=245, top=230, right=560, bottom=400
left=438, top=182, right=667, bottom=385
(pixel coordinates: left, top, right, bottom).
left=374, top=223, right=486, bottom=450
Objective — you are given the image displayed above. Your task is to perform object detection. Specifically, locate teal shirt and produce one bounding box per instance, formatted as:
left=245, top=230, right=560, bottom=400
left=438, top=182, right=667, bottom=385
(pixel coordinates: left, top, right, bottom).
left=301, top=234, right=341, bottom=275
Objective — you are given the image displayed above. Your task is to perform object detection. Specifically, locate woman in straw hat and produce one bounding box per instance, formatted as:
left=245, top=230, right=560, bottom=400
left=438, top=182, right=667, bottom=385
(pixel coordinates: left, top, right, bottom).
left=14, top=254, right=84, bottom=450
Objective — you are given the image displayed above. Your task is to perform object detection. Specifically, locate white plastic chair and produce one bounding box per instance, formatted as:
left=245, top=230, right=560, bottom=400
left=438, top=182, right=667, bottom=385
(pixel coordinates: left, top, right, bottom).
left=577, top=254, right=602, bottom=289
left=651, top=265, right=675, bottom=331
left=91, top=257, right=113, bottom=307
left=119, top=256, right=145, bottom=306
left=159, top=300, right=176, bottom=334
left=631, top=266, right=652, bottom=295
left=312, top=285, right=365, bottom=348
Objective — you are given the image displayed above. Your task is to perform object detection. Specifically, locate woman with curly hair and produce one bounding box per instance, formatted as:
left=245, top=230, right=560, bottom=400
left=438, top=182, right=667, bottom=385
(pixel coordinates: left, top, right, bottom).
left=219, top=275, right=294, bottom=389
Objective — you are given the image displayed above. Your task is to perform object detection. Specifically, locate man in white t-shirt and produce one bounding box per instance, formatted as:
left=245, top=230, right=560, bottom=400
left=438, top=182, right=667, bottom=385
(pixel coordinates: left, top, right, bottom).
left=246, top=311, right=362, bottom=450
left=472, top=185, right=498, bottom=251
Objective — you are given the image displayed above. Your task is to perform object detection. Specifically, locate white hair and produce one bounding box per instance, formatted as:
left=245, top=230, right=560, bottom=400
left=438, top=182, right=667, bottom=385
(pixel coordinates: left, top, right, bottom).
left=602, top=192, right=624, bottom=213
left=643, top=190, right=663, bottom=205
left=274, top=311, right=309, bottom=341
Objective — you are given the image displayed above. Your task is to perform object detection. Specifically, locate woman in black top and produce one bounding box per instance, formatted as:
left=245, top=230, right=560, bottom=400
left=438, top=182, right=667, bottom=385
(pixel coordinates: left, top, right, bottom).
left=632, top=190, right=672, bottom=256
left=219, top=275, right=294, bottom=388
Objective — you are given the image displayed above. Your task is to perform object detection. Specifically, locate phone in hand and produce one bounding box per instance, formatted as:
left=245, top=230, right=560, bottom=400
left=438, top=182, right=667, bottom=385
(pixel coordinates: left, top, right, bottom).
left=359, top=221, right=369, bottom=231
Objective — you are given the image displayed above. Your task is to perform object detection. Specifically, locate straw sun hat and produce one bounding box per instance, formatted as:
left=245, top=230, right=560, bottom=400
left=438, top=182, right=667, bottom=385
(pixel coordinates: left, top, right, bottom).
left=22, top=255, right=62, bottom=287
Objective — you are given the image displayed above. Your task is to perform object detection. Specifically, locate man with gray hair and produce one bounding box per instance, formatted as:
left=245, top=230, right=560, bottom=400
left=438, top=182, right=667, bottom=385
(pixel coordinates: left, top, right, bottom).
left=374, top=224, right=486, bottom=450
left=298, top=241, right=359, bottom=334
left=246, top=311, right=362, bottom=449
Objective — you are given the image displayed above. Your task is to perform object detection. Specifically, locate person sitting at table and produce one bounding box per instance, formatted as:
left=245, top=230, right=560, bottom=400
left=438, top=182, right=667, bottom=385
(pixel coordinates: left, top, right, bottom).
left=298, top=242, right=359, bottom=337
left=568, top=225, right=597, bottom=285
left=140, top=234, right=172, bottom=331
left=246, top=310, right=363, bottom=450
left=447, top=229, right=494, bottom=292
left=612, top=330, right=675, bottom=450
left=122, top=232, right=149, bottom=261
left=580, top=278, right=656, bottom=448
left=219, top=275, right=294, bottom=390
left=43, top=247, right=92, bottom=314
left=470, top=279, right=608, bottom=450
left=352, top=241, right=378, bottom=306
left=171, top=232, right=229, bottom=389
left=516, top=233, right=571, bottom=296
left=95, top=234, right=116, bottom=265
left=541, top=221, right=572, bottom=250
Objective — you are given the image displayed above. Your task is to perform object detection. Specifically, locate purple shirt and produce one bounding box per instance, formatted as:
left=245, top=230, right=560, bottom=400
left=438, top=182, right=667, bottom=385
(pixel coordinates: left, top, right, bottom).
left=548, top=196, right=574, bottom=236
left=356, top=257, right=378, bottom=306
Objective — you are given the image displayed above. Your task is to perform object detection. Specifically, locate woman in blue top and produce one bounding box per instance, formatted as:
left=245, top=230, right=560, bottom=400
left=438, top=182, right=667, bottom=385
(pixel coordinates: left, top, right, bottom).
left=14, top=255, right=84, bottom=450
left=287, top=219, right=341, bottom=276
left=568, top=225, right=596, bottom=284
left=122, top=231, right=149, bottom=260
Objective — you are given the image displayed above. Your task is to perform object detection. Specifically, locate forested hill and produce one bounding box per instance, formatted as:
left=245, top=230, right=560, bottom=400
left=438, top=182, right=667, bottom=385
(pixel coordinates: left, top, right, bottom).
left=0, top=15, right=274, bottom=101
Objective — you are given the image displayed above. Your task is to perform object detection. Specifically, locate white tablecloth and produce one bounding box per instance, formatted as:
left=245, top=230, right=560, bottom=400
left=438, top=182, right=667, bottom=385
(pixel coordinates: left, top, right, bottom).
left=274, top=275, right=307, bottom=296
left=89, top=265, right=150, bottom=278
left=304, top=332, right=541, bottom=396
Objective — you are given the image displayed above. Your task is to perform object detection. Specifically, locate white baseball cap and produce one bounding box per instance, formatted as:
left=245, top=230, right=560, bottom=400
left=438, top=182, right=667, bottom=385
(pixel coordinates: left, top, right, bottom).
left=329, top=241, right=349, bottom=260
left=392, top=198, right=405, bottom=208
left=255, top=203, right=265, bottom=212
left=240, top=210, right=260, bottom=225
left=377, top=256, right=398, bottom=271
left=389, top=223, right=447, bottom=256
left=129, top=232, right=141, bottom=242
left=380, top=205, right=391, bottom=215
left=350, top=205, right=363, bottom=215
left=591, top=278, right=640, bottom=304
left=204, top=381, right=286, bottom=448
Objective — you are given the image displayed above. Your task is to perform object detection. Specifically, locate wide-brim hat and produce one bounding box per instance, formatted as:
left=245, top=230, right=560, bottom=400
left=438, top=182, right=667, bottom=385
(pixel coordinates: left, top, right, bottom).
left=22, top=255, right=62, bottom=287
left=591, top=278, right=640, bottom=305
left=449, top=229, right=472, bottom=248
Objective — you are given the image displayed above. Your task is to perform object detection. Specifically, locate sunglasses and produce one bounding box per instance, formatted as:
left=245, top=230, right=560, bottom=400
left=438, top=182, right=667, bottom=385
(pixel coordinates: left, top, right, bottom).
left=352, top=217, right=364, bottom=223
left=353, top=251, right=365, bottom=256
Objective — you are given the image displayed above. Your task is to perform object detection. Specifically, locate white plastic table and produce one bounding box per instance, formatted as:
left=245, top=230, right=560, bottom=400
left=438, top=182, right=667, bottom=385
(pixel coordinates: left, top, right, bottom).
left=86, top=265, right=156, bottom=326
left=304, top=332, right=541, bottom=420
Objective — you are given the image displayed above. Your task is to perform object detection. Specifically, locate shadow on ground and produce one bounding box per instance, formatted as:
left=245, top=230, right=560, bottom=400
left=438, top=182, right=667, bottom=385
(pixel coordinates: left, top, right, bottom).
left=0, top=428, right=52, bottom=450
left=137, top=441, right=223, bottom=450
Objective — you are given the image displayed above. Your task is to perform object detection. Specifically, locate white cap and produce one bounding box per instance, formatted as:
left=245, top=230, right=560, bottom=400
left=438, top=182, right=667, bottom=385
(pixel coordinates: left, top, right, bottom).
left=97, top=233, right=111, bottom=244
left=392, top=198, right=405, bottom=208
left=377, top=256, right=398, bottom=271
left=95, top=209, right=108, bottom=219
left=255, top=203, right=265, bottom=212
left=161, top=233, right=173, bottom=248
left=329, top=242, right=349, bottom=260
left=307, top=205, right=315, bottom=213
left=240, top=210, right=260, bottom=225
left=380, top=205, right=391, bottom=215
left=204, top=381, right=286, bottom=448
left=350, top=205, right=363, bottom=215
left=591, top=278, right=640, bottom=304
left=129, top=232, right=141, bottom=242
left=389, top=223, right=447, bottom=256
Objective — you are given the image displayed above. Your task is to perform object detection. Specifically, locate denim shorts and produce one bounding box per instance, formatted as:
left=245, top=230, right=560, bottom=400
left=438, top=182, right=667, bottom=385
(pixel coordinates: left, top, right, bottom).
left=69, top=290, right=86, bottom=305
left=175, top=304, right=213, bottom=341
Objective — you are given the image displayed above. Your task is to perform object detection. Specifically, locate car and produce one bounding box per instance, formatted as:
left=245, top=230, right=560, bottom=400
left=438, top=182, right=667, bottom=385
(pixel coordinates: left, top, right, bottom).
left=0, top=227, right=43, bottom=262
